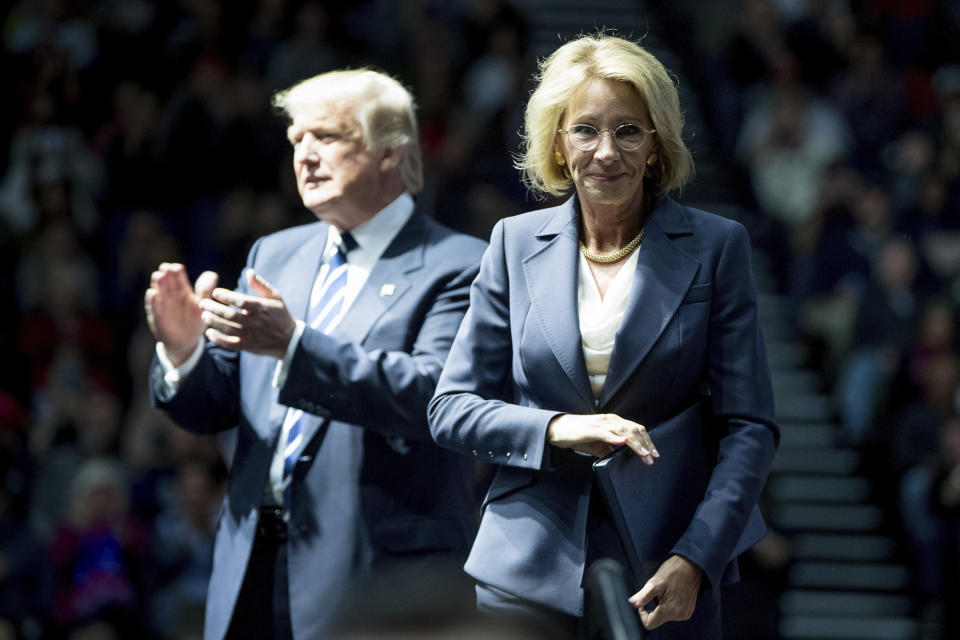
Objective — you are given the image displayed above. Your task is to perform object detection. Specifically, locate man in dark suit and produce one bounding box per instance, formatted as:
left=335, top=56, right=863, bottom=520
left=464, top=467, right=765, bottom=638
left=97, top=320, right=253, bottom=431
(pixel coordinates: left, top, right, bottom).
left=145, top=69, right=486, bottom=640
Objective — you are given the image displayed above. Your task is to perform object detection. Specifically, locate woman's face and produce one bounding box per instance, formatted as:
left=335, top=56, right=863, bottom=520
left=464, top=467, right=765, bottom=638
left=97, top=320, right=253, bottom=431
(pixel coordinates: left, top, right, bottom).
left=555, top=77, right=656, bottom=215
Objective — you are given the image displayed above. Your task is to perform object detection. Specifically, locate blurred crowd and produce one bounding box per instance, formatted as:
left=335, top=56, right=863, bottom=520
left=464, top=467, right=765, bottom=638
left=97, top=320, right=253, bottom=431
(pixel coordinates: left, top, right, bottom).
left=665, top=0, right=960, bottom=634
left=3, top=0, right=960, bottom=638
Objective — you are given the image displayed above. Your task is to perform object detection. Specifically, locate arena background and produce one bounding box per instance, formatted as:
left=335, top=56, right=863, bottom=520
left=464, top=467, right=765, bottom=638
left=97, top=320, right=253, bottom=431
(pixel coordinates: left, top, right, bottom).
left=1, top=1, right=959, bottom=639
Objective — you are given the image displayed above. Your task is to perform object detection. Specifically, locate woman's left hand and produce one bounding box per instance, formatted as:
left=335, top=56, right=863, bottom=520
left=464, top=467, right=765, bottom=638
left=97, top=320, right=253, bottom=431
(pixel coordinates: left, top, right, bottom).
left=628, top=555, right=702, bottom=630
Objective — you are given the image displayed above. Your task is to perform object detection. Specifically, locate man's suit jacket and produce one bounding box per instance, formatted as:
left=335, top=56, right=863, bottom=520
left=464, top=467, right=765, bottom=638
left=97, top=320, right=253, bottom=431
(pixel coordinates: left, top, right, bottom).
left=151, top=209, right=487, bottom=640
left=429, top=195, right=780, bottom=620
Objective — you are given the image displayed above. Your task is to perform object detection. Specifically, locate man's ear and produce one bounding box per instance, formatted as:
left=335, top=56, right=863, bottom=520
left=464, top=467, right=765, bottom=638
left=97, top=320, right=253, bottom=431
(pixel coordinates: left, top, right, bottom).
left=379, top=146, right=403, bottom=172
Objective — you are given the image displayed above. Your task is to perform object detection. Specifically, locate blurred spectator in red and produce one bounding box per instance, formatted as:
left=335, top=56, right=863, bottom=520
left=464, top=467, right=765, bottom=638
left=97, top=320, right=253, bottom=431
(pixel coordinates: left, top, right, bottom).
left=49, top=458, right=153, bottom=638
left=906, top=299, right=959, bottom=390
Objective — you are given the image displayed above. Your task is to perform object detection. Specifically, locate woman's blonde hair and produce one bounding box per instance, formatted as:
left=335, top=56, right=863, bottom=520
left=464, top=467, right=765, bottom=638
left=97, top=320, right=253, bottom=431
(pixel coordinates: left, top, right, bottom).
left=517, top=34, right=693, bottom=198
left=273, top=69, right=424, bottom=194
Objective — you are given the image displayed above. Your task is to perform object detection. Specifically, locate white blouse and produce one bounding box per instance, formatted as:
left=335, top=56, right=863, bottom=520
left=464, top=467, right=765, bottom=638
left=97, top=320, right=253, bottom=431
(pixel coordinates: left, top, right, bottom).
left=578, top=248, right=641, bottom=401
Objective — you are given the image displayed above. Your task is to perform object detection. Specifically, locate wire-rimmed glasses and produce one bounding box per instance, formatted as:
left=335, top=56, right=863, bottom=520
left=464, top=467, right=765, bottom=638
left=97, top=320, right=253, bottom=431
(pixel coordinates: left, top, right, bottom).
left=557, top=123, right=656, bottom=151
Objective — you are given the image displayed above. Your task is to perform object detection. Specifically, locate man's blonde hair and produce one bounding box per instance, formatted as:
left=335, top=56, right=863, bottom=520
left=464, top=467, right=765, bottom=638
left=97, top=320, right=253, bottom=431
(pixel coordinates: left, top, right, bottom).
left=273, top=69, right=424, bottom=194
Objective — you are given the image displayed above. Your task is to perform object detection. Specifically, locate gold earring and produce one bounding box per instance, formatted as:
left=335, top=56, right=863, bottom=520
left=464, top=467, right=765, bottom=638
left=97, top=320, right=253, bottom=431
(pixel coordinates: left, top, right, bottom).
left=646, top=153, right=658, bottom=167
left=554, top=151, right=566, bottom=166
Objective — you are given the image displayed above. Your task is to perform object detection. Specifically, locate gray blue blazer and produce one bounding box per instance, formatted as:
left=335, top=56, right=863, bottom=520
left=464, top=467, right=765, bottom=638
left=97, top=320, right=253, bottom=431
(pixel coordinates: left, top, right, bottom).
left=429, top=195, right=779, bottom=619
left=151, top=209, right=487, bottom=640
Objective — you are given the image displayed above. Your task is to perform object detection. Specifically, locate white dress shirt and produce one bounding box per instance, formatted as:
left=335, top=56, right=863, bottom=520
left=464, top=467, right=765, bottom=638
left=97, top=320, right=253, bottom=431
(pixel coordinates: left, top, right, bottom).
left=577, top=248, right=640, bottom=402
left=156, top=192, right=415, bottom=503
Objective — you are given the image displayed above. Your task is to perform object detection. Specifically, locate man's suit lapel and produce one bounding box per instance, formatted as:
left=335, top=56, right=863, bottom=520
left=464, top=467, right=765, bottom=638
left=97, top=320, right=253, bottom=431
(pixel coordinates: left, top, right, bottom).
left=522, top=199, right=596, bottom=412
left=287, top=224, right=331, bottom=324
left=279, top=214, right=422, bottom=453
left=332, top=213, right=423, bottom=345
left=270, top=224, right=330, bottom=432
left=294, top=213, right=421, bottom=462
left=598, top=198, right=699, bottom=407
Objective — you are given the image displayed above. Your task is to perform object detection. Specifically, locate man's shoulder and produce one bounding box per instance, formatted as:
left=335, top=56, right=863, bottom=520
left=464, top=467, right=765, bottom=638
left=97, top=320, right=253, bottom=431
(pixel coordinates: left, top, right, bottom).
left=264, top=220, right=325, bottom=242
left=417, top=214, right=487, bottom=258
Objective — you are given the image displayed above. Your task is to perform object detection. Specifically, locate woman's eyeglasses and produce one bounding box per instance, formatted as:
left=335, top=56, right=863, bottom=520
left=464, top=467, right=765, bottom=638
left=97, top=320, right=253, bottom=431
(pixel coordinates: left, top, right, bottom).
left=557, top=123, right=655, bottom=152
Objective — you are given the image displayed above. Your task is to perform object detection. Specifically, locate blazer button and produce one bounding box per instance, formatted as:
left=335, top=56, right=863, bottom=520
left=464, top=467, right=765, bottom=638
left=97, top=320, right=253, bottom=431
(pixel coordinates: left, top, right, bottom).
left=488, top=451, right=494, bottom=458
left=472, top=450, right=478, bottom=456
left=523, top=453, right=528, bottom=461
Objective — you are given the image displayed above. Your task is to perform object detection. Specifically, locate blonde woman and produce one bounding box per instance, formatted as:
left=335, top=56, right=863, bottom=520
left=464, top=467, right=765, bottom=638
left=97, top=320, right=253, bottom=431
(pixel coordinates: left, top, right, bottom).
left=429, top=35, right=779, bottom=638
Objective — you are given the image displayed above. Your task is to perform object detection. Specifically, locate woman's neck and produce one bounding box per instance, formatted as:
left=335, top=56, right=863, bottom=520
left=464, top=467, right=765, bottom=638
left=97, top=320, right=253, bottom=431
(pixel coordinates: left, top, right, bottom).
left=578, top=191, right=649, bottom=254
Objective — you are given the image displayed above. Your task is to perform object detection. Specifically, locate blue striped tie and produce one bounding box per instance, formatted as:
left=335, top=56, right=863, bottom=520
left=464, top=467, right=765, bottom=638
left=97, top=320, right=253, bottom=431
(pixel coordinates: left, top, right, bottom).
left=282, top=232, right=357, bottom=506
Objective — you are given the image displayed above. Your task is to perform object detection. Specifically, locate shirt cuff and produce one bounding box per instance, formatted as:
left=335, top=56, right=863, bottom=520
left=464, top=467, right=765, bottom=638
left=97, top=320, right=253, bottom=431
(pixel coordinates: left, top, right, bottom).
left=156, top=337, right=205, bottom=395
left=273, top=319, right=306, bottom=388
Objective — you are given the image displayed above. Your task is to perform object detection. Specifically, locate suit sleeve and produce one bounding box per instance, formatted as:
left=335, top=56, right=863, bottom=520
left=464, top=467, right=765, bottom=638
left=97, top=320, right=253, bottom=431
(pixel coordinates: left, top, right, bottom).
left=149, top=348, right=240, bottom=433
left=277, top=235, right=485, bottom=441
left=670, top=222, right=780, bottom=588
left=428, top=220, right=559, bottom=470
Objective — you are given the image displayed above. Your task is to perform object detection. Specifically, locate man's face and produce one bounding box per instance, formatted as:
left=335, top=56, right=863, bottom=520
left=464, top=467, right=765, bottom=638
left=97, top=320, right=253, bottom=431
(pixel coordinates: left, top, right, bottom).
left=287, top=100, right=383, bottom=229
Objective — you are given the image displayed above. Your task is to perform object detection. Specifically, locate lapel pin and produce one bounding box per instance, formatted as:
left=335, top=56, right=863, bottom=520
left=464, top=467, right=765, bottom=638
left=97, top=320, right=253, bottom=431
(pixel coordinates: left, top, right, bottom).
left=380, top=284, right=396, bottom=297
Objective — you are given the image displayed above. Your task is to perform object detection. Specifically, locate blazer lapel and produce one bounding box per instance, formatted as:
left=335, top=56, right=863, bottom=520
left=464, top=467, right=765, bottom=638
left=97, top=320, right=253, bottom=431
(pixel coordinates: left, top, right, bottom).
left=598, top=198, right=700, bottom=407
left=293, top=215, right=422, bottom=459
left=287, top=223, right=330, bottom=324
left=269, top=224, right=329, bottom=431
left=522, top=198, right=595, bottom=411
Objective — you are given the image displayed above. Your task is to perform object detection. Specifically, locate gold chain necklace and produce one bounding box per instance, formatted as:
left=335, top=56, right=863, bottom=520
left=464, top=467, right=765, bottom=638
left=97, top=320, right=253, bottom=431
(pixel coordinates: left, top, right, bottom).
left=579, top=227, right=645, bottom=264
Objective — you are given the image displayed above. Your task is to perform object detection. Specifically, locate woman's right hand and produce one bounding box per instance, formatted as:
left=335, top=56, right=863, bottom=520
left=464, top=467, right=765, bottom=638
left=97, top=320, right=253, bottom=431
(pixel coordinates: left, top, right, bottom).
left=547, top=413, right=659, bottom=463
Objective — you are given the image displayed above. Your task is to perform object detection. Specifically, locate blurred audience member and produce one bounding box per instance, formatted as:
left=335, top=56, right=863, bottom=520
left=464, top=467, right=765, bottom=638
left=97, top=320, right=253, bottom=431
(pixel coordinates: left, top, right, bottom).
left=836, top=237, right=923, bottom=445
left=151, top=457, right=224, bottom=640
left=0, top=420, right=54, bottom=640
left=899, top=414, right=960, bottom=637
left=798, top=182, right=897, bottom=373
left=829, top=33, right=908, bottom=174
left=736, top=72, right=852, bottom=228
left=265, top=1, right=340, bottom=92
left=890, top=352, right=960, bottom=473
left=0, top=111, right=103, bottom=239
left=49, top=458, right=153, bottom=638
